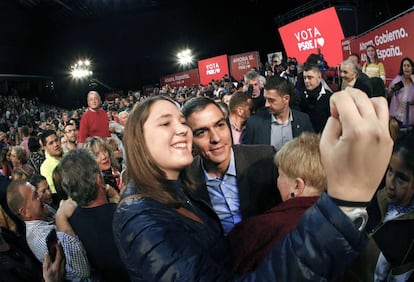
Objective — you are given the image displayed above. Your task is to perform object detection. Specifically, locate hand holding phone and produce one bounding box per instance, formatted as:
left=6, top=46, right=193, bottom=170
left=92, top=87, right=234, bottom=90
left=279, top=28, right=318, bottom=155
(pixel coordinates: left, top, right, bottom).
left=247, top=85, right=254, bottom=96
left=43, top=240, right=66, bottom=282
left=46, top=229, right=58, bottom=262
left=391, top=81, right=404, bottom=93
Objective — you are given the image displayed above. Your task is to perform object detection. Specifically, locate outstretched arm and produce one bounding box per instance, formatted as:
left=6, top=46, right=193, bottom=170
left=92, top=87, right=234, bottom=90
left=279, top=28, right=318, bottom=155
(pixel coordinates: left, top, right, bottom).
left=252, top=87, right=393, bottom=281
left=55, top=198, right=78, bottom=237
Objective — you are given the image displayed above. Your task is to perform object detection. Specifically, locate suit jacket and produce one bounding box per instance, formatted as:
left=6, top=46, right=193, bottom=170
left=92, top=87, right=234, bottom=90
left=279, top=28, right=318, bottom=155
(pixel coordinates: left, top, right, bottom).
left=354, top=75, right=373, bottom=98
left=188, top=144, right=282, bottom=220
left=241, top=108, right=314, bottom=146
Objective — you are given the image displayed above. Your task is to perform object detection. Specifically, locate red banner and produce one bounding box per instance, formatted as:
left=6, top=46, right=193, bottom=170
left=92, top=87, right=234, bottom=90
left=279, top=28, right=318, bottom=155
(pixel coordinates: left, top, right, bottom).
left=197, top=54, right=229, bottom=85
left=278, top=7, right=345, bottom=66
left=142, top=85, right=154, bottom=97
left=341, top=8, right=414, bottom=84
left=160, top=68, right=200, bottom=88
left=229, top=51, right=259, bottom=82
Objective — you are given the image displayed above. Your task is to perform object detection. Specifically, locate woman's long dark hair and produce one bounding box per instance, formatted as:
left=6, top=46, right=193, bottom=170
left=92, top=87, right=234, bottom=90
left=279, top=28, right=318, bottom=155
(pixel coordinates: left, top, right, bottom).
left=398, top=57, right=414, bottom=76
left=123, top=95, right=195, bottom=207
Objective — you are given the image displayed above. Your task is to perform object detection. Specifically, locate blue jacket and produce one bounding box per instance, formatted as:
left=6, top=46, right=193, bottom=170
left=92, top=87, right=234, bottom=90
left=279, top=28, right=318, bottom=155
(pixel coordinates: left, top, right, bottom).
left=113, top=184, right=368, bottom=282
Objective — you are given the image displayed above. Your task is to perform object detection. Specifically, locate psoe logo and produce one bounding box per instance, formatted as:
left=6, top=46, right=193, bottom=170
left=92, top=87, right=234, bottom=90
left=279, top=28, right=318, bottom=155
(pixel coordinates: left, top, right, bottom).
left=295, top=27, right=325, bottom=51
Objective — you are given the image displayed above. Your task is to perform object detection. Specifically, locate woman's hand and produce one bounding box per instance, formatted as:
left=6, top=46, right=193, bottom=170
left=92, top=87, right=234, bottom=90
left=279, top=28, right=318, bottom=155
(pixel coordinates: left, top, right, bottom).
left=320, top=87, right=393, bottom=203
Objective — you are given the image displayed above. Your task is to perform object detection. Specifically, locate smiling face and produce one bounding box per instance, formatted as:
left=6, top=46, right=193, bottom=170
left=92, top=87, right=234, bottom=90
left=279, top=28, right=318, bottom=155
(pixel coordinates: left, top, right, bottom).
left=385, top=152, right=414, bottom=206
left=186, top=103, right=232, bottom=174
left=87, top=91, right=102, bottom=111
left=19, top=183, right=50, bottom=220
left=340, top=62, right=357, bottom=83
left=35, top=180, right=53, bottom=205
left=143, top=100, right=193, bottom=179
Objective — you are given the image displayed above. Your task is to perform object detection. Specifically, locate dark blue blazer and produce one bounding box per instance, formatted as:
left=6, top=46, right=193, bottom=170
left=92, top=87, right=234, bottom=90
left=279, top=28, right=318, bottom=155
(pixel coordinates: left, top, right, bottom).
left=188, top=144, right=282, bottom=220
left=241, top=108, right=314, bottom=146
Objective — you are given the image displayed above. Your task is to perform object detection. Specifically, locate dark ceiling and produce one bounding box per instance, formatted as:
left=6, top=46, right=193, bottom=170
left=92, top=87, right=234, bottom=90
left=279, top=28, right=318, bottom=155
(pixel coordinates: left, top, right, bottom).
left=15, top=0, right=190, bottom=21
left=1, top=0, right=411, bottom=107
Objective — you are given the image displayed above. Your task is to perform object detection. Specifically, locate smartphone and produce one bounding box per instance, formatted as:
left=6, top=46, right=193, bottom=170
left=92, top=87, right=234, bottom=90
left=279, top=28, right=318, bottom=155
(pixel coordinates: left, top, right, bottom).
left=247, top=85, right=254, bottom=96
left=392, top=81, right=404, bottom=92
left=46, top=229, right=58, bottom=261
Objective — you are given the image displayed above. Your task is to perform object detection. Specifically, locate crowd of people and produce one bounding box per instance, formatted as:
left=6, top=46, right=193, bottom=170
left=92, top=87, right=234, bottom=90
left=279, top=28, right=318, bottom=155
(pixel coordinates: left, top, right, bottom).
left=0, top=50, right=413, bottom=282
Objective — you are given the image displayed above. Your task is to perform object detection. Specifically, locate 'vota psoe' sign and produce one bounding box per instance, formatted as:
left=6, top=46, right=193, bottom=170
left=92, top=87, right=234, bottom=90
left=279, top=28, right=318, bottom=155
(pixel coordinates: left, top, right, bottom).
left=278, top=7, right=345, bottom=66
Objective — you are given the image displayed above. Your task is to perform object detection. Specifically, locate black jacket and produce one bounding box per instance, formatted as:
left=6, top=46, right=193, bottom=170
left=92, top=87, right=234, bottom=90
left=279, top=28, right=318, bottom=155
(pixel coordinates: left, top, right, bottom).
left=113, top=189, right=369, bottom=281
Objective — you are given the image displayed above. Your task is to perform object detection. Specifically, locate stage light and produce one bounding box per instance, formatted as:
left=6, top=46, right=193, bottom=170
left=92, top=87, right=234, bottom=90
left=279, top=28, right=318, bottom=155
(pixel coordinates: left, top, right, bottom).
left=70, top=59, right=93, bottom=79
left=177, top=49, right=193, bottom=66
left=69, top=57, right=113, bottom=90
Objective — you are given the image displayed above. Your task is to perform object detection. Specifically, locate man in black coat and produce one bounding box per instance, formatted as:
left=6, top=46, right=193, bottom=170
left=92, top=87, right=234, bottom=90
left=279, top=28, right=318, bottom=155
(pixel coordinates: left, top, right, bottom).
left=182, top=97, right=282, bottom=235
left=242, top=76, right=314, bottom=148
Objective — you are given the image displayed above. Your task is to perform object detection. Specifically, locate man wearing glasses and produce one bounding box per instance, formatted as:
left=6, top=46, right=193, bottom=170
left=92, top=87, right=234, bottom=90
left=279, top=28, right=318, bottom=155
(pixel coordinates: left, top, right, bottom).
left=63, top=123, right=78, bottom=152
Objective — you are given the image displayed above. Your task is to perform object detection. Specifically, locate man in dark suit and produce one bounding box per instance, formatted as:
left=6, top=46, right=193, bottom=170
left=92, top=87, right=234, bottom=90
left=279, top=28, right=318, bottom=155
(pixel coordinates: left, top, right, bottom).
left=182, top=97, right=282, bottom=235
left=242, top=76, right=314, bottom=149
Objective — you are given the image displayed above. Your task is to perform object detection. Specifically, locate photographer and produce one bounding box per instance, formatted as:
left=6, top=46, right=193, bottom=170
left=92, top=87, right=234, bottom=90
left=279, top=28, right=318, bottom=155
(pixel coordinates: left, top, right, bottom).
left=243, top=70, right=266, bottom=112
left=285, top=57, right=298, bottom=85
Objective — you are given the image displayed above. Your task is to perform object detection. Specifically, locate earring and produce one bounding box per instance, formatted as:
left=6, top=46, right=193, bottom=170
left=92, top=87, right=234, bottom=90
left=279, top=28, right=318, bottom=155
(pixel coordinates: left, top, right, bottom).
left=290, top=192, right=295, bottom=198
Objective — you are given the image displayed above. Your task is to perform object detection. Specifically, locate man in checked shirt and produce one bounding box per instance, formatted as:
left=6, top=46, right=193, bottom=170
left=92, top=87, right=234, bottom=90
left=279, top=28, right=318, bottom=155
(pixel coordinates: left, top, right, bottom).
left=7, top=179, right=91, bottom=281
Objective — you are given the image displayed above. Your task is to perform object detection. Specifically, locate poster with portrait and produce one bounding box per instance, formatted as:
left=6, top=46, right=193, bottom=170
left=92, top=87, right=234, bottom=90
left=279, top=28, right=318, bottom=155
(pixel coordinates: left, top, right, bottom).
left=267, top=51, right=283, bottom=65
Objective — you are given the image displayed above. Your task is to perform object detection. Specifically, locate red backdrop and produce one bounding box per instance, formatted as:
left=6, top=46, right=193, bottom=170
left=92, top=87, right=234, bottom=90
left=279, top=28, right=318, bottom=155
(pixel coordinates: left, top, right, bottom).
left=341, top=9, right=414, bottom=84
left=160, top=68, right=200, bottom=88
left=229, top=51, right=259, bottom=83
left=278, top=7, right=345, bottom=66
left=197, top=54, right=229, bottom=85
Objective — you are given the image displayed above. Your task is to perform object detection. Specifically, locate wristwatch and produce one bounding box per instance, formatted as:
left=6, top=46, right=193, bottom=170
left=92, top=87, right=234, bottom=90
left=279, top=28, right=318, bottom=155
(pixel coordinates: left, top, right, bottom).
left=343, top=208, right=368, bottom=232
